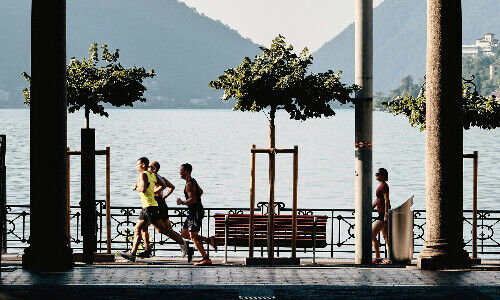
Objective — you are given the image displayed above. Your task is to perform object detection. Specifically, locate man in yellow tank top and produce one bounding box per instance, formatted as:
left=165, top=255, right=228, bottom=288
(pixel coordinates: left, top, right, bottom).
left=120, top=157, right=188, bottom=262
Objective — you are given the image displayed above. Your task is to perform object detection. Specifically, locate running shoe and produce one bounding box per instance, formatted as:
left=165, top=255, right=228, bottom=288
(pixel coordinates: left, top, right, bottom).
left=209, top=236, right=218, bottom=252
left=180, top=241, right=188, bottom=258
left=120, top=251, right=136, bottom=262
left=194, top=258, right=212, bottom=266
left=137, top=249, right=152, bottom=258
left=187, top=247, right=194, bottom=263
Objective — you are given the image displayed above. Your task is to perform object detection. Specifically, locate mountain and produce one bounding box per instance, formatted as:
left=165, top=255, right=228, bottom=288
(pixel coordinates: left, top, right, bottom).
left=0, top=0, right=261, bottom=108
left=311, top=0, right=500, bottom=94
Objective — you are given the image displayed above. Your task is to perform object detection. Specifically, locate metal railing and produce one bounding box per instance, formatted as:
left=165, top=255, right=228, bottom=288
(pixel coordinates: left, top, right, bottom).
left=3, top=201, right=500, bottom=258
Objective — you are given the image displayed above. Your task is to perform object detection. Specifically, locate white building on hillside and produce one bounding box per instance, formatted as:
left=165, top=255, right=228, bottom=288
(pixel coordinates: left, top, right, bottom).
left=462, top=33, right=499, bottom=56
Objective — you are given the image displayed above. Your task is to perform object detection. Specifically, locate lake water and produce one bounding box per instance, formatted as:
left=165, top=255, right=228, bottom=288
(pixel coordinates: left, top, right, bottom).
left=1, top=109, right=499, bottom=211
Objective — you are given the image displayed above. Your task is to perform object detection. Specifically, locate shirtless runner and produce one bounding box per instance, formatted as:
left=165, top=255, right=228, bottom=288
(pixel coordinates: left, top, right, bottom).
left=176, top=163, right=217, bottom=266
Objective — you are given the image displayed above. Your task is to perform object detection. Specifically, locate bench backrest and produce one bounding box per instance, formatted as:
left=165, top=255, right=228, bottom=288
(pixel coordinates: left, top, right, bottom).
left=214, top=213, right=327, bottom=248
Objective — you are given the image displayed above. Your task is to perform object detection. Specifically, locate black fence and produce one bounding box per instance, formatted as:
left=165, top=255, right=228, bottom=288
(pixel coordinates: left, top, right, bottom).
left=3, top=201, right=500, bottom=258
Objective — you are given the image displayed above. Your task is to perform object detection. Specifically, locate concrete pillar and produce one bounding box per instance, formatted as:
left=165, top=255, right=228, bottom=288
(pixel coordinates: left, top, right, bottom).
left=417, top=0, right=470, bottom=270
left=22, top=0, right=74, bottom=271
left=354, top=0, right=373, bottom=265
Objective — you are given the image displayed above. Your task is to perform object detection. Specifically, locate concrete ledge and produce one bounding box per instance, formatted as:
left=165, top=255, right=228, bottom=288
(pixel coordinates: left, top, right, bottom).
left=417, top=256, right=471, bottom=270
left=73, top=253, right=116, bottom=263
left=245, top=257, right=300, bottom=266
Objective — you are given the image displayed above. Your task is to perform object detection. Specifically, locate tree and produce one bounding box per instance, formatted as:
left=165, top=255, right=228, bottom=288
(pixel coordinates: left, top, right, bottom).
left=209, top=35, right=356, bottom=133
left=383, top=84, right=500, bottom=131
left=23, top=43, right=155, bottom=128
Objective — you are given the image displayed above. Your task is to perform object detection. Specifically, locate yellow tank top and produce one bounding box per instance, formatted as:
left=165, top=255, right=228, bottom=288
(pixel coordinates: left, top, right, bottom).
left=139, top=171, right=158, bottom=208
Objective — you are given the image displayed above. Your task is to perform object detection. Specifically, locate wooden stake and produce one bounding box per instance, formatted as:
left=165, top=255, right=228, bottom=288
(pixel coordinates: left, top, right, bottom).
left=249, top=144, right=256, bottom=257
left=472, top=151, right=478, bottom=259
left=66, top=148, right=71, bottom=247
left=106, top=147, right=111, bottom=254
left=267, top=125, right=276, bottom=259
left=292, top=146, right=298, bottom=258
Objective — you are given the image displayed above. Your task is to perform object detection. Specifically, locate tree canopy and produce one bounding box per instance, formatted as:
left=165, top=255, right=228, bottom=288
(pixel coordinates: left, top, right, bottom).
left=209, top=35, right=356, bottom=125
left=23, top=43, right=155, bottom=127
left=383, top=84, right=500, bottom=131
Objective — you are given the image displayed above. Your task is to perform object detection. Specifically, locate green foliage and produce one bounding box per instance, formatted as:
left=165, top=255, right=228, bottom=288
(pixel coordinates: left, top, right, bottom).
left=383, top=85, right=500, bottom=131
left=462, top=49, right=500, bottom=96
left=374, top=76, right=423, bottom=111
left=23, top=43, right=155, bottom=126
left=209, top=35, right=355, bottom=125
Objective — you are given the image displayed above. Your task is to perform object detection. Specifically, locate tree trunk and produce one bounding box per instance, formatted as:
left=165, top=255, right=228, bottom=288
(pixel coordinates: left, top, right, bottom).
left=85, top=106, right=90, bottom=129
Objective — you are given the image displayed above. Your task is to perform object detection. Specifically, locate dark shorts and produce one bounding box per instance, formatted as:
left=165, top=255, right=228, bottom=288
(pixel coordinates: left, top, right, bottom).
left=183, top=210, right=204, bottom=232
left=155, top=196, right=169, bottom=220
left=138, top=206, right=160, bottom=224
left=376, top=214, right=385, bottom=222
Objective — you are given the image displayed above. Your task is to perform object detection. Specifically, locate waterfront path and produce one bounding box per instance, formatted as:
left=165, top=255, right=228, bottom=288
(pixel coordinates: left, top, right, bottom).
left=1, top=256, right=499, bottom=299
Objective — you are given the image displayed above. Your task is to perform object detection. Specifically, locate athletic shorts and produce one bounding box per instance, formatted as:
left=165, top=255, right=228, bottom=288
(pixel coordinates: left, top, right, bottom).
left=138, top=206, right=160, bottom=224
left=376, top=214, right=385, bottom=222
left=183, top=210, right=204, bottom=232
left=155, top=196, right=169, bottom=220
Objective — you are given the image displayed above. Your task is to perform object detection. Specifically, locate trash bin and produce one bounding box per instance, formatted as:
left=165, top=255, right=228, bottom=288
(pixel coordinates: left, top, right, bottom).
left=388, top=196, right=414, bottom=265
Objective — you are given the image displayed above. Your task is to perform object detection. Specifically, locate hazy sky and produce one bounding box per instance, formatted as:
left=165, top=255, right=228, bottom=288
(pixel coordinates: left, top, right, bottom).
left=179, top=0, right=384, bottom=52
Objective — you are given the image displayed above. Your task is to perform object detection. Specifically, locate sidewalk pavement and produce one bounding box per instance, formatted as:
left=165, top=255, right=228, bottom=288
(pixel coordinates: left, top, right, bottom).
left=1, top=255, right=499, bottom=299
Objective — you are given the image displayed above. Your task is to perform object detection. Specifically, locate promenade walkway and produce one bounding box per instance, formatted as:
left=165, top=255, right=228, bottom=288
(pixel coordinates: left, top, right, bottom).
left=1, top=256, right=499, bottom=299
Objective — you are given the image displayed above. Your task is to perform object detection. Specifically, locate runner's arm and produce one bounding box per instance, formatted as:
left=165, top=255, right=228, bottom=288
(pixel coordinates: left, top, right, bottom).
left=154, top=175, right=167, bottom=194
left=180, top=182, right=197, bottom=206
left=136, top=173, right=149, bottom=193
left=162, top=178, right=175, bottom=199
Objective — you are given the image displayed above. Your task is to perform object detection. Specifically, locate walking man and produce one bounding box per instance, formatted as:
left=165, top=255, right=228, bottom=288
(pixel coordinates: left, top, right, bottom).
left=177, top=163, right=216, bottom=266
left=121, top=157, right=188, bottom=262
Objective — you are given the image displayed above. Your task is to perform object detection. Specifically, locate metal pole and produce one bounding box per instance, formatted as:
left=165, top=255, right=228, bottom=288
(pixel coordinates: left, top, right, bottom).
left=292, top=146, right=298, bottom=258
left=354, top=0, right=373, bottom=265
left=472, top=151, right=478, bottom=259
left=313, top=217, right=317, bottom=265
left=106, top=147, right=111, bottom=254
left=224, top=215, right=229, bottom=263
left=249, top=144, right=256, bottom=257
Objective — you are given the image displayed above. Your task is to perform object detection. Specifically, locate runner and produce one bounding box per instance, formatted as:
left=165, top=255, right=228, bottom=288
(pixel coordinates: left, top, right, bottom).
left=137, top=161, right=192, bottom=261
left=176, top=163, right=217, bottom=266
left=120, top=157, right=188, bottom=262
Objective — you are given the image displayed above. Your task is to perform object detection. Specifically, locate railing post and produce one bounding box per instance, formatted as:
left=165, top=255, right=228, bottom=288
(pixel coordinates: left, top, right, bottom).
left=313, top=216, right=317, bottom=265
left=106, top=147, right=111, bottom=254
left=472, top=151, right=478, bottom=259
left=224, top=215, right=229, bottom=263
left=0, top=135, right=6, bottom=256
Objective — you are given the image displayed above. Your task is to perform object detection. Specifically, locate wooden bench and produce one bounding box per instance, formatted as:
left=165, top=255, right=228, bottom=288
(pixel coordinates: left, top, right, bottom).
left=214, top=213, right=328, bottom=250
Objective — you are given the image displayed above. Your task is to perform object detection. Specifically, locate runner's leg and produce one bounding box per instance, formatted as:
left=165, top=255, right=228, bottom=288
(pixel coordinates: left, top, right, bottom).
left=153, top=220, right=185, bottom=246
left=189, top=231, right=208, bottom=258
left=131, top=219, right=147, bottom=255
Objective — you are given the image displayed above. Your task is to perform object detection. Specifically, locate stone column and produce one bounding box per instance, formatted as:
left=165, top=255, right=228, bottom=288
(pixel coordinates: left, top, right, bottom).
left=354, top=0, right=373, bottom=265
left=22, top=0, right=74, bottom=271
left=417, top=0, right=470, bottom=270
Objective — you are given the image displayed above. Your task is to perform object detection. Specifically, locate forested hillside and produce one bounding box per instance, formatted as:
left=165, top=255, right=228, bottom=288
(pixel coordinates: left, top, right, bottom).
left=312, top=0, right=500, bottom=94
left=0, top=0, right=261, bottom=108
